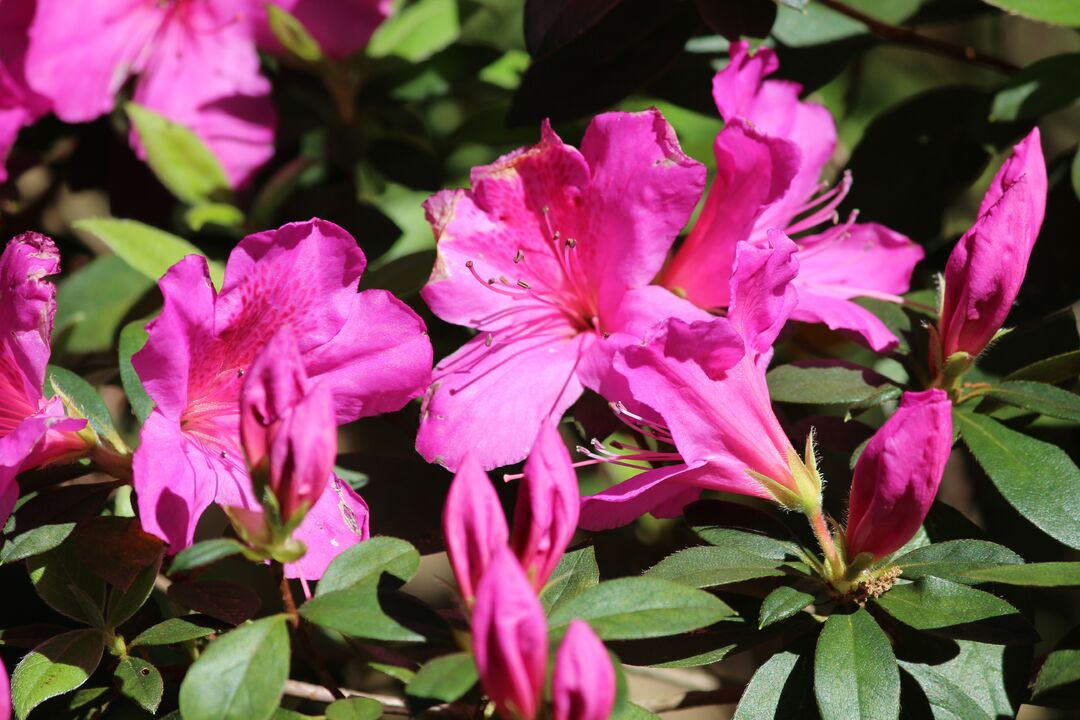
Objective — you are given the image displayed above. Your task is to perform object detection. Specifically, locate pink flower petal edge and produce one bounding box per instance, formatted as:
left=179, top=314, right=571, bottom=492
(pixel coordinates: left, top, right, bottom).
left=552, top=620, right=615, bottom=720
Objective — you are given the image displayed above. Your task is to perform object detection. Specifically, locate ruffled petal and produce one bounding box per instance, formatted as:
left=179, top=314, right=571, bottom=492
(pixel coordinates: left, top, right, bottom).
left=0, top=232, right=61, bottom=399
left=285, top=475, right=370, bottom=580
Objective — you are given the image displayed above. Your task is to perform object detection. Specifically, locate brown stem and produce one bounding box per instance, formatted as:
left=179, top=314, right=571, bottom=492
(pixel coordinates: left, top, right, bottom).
left=276, top=564, right=344, bottom=700
left=283, top=680, right=409, bottom=715
left=815, top=0, right=1019, bottom=73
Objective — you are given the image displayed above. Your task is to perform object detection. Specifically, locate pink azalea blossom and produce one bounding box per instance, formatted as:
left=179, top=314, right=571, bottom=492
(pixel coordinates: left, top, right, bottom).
left=845, top=389, right=953, bottom=560
left=471, top=547, right=547, bottom=720
left=0, top=233, right=89, bottom=527
left=0, top=0, right=49, bottom=182
left=552, top=620, right=615, bottom=720
left=660, top=41, right=923, bottom=352
left=580, top=233, right=805, bottom=530
left=443, top=452, right=509, bottom=605
left=0, top=657, right=9, bottom=720
left=26, top=0, right=275, bottom=186
left=937, top=129, right=1047, bottom=364
left=131, top=219, right=432, bottom=579
left=238, top=327, right=337, bottom=527
left=255, top=0, right=391, bottom=59
left=417, top=109, right=707, bottom=471
left=511, top=420, right=579, bottom=590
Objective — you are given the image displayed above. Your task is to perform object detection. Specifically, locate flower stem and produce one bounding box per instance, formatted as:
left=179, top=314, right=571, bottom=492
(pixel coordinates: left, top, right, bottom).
left=274, top=562, right=344, bottom=700
left=808, top=508, right=845, bottom=581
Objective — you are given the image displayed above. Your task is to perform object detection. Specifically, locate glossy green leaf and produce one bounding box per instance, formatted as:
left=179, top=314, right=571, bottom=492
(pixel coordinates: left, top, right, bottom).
left=874, top=577, right=1024, bottom=633
left=956, top=411, right=1080, bottom=549
left=899, top=661, right=994, bottom=720
left=734, top=650, right=815, bottom=719
left=118, top=319, right=154, bottom=423
left=0, top=523, right=76, bottom=564
left=759, top=586, right=815, bottom=629
left=54, top=255, right=153, bottom=354
left=44, top=365, right=126, bottom=453
left=540, top=544, right=599, bottom=615
left=547, top=577, right=737, bottom=641
left=406, top=653, right=478, bottom=703
left=990, top=54, right=1080, bottom=121
left=894, top=539, right=1023, bottom=583
left=814, top=609, right=900, bottom=720
left=125, top=103, right=231, bottom=204
left=266, top=4, right=323, bottom=62
left=300, top=578, right=424, bottom=642
left=179, top=615, right=290, bottom=720
left=115, top=657, right=163, bottom=713
left=316, top=536, right=420, bottom=595
left=107, top=553, right=163, bottom=628
left=11, top=629, right=104, bottom=719
left=28, top=541, right=107, bottom=627
left=957, top=562, right=1080, bottom=587
left=767, top=364, right=895, bottom=405
left=1031, top=625, right=1080, bottom=707
left=74, top=217, right=224, bottom=287
left=1005, top=349, right=1080, bottom=384
left=169, top=539, right=249, bottom=576
left=325, top=697, right=383, bottom=720
left=644, top=546, right=785, bottom=588
left=367, top=0, right=460, bottom=61
left=184, top=202, right=245, bottom=232
left=685, top=500, right=799, bottom=559
left=980, top=0, right=1080, bottom=26
left=983, top=380, right=1080, bottom=421
left=130, top=616, right=219, bottom=647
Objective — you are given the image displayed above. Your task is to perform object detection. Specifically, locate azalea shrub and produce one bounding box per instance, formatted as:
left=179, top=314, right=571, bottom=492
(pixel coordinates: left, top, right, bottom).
left=2, top=1, right=1080, bottom=719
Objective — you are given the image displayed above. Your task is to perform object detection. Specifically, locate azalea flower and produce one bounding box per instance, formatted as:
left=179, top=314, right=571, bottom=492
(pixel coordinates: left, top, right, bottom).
left=255, top=0, right=390, bottom=59
left=417, top=109, right=708, bottom=471
left=580, top=233, right=813, bottom=530
left=442, top=452, right=509, bottom=605
left=934, top=129, right=1046, bottom=375
left=552, top=620, right=615, bottom=720
left=0, top=233, right=90, bottom=526
left=131, top=219, right=432, bottom=578
left=0, top=0, right=49, bottom=182
left=660, top=41, right=923, bottom=352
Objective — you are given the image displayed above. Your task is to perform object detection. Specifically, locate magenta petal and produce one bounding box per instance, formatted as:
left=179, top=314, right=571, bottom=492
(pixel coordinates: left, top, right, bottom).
left=579, top=463, right=707, bottom=531
left=472, top=548, right=547, bottom=720
left=660, top=120, right=798, bottom=309
left=845, top=390, right=953, bottom=560
left=257, top=0, right=391, bottom=59
left=977, top=128, right=1047, bottom=235
left=789, top=293, right=900, bottom=353
left=417, top=331, right=590, bottom=472
left=443, top=453, right=509, bottom=602
left=1, top=657, right=9, bottom=720
left=0, top=232, right=62, bottom=397
left=512, top=421, right=579, bottom=589
left=0, top=402, right=85, bottom=527
left=552, top=620, right=616, bottom=720
left=240, top=328, right=308, bottom=470
left=133, top=412, right=224, bottom=550
left=286, top=475, right=370, bottom=580
left=727, top=231, right=800, bottom=361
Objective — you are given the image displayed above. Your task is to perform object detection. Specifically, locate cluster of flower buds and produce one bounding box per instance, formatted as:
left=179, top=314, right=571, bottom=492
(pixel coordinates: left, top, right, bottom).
left=443, top=422, right=615, bottom=720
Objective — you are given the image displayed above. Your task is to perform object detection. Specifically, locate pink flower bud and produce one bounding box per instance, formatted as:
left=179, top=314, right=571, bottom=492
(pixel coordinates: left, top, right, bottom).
left=845, top=390, right=953, bottom=560
left=552, top=620, right=615, bottom=720
left=240, top=328, right=336, bottom=524
left=472, top=547, right=547, bottom=720
left=443, top=453, right=509, bottom=604
left=939, top=129, right=1047, bottom=360
left=511, top=421, right=579, bottom=589
left=1, top=658, right=10, bottom=720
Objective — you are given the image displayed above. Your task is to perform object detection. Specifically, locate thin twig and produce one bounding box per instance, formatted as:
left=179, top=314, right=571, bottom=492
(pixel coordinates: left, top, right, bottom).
left=283, top=679, right=410, bottom=715
left=815, top=0, right=1019, bottom=73
left=277, top=565, right=345, bottom=701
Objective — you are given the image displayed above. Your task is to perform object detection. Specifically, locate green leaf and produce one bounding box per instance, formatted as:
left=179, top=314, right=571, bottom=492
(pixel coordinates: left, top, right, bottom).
left=767, top=364, right=896, bottom=405
left=316, top=537, right=420, bottom=595
left=266, top=4, right=323, bottom=62
left=44, top=366, right=126, bottom=453
left=369, top=662, right=414, bottom=684
left=759, top=586, right=815, bottom=629
left=54, top=255, right=153, bottom=354
left=107, top=554, right=162, bottom=628
left=300, top=578, right=425, bottom=642
left=114, top=657, right=163, bottom=714
left=957, top=562, right=1080, bottom=587
left=612, top=703, right=662, bottom=720
left=874, top=577, right=1028, bottom=638
left=980, top=0, right=1080, bottom=26
left=644, top=547, right=785, bottom=588
left=0, top=523, right=76, bottom=564
left=118, top=319, right=154, bottom=423
left=74, top=217, right=224, bottom=287
left=685, top=500, right=799, bottom=559
left=125, top=103, right=231, bottom=203
left=734, top=650, right=815, bottom=719
left=540, top=545, right=600, bottom=615
left=367, top=0, right=460, bottom=61
left=28, top=541, right=107, bottom=627
left=11, top=629, right=104, bottom=719
left=179, top=615, right=290, bottom=720
left=546, top=577, right=737, bottom=641
left=899, top=661, right=994, bottom=720
left=184, top=202, right=245, bottom=232
left=894, top=539, right=1023, bottom=583
left=130, top=616, right=219, bottom=647
left=1032, top=625, right=1080, bottom=707
left=1005, top=349, right=1080, bottom=384
left=325, top=697, right=383, bottom=720
left=406, top=653, right=478, bottom=703
left=956, top=411, right=1080, bottom=549
left=990, top=54, right=1080, bottom=121
left=169, top=539, right=249, bottom=576
left=814, top=609, right=900, bottom=720
left=983, top=380, right=1080, bottom=421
